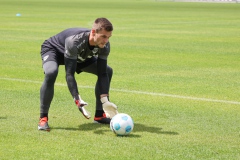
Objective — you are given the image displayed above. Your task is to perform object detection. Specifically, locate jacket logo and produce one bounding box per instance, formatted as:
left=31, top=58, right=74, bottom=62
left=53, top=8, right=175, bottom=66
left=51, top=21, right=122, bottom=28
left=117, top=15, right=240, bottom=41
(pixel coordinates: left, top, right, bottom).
left=43, top=55, right=49, bottom=61
left=92, top=48, right=98, bottom=54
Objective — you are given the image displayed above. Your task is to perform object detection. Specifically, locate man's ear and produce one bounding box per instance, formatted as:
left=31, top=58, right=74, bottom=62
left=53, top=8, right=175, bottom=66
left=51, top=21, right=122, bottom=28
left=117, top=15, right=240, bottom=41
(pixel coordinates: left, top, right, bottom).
left=91, top=29, right=96, bottom=36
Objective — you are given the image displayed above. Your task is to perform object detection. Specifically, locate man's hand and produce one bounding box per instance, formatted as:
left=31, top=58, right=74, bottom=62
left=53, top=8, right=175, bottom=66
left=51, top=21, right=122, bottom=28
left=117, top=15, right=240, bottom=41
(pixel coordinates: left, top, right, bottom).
left=101, top=97, right=118, bottom=118
left=74, top=95, right=91, bottom=119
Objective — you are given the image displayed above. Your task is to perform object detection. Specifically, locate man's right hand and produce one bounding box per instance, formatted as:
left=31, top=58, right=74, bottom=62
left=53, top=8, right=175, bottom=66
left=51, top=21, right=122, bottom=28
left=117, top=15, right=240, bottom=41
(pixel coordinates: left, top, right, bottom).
left=74, top=95, right=91, bottom=119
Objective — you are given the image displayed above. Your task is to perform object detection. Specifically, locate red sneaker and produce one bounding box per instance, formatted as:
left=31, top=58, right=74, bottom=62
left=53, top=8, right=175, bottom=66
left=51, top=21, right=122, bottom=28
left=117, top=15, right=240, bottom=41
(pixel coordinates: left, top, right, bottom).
left=38, top=117, right=50, bottom=131
left=94, top=113, right=111, bottom=124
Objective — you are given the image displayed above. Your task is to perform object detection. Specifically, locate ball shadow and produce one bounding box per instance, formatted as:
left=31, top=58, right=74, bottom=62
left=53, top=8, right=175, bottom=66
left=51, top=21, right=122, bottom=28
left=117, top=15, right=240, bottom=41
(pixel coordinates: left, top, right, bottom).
left=133, top=123, right=179, bottom=135
left=52, top=122, right=178, bottom=137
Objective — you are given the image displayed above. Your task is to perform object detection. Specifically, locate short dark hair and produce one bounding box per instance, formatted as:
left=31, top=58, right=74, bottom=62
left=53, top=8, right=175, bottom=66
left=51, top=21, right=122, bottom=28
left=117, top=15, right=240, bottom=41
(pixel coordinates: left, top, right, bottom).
left=93, top=18, right=113, bottom=33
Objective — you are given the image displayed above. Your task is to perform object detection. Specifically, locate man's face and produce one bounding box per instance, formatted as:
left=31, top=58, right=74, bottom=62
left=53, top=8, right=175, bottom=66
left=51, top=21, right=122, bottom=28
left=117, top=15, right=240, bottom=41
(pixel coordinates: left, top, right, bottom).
left=93, top=29, right=112, bottom=48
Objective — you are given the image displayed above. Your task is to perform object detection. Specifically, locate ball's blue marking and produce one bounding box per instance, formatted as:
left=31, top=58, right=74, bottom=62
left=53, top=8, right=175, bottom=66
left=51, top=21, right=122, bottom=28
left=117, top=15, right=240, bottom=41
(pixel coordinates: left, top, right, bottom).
left=121, top=115, right=128, bottom=121
left=114, top=123, right=121, bottom=130
left=125, top=125, right=132, bottom=133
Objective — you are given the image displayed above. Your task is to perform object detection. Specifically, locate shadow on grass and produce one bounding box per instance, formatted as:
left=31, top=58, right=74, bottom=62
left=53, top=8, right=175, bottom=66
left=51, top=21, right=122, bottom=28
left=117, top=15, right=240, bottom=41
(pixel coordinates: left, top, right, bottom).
left=134, top=123, right=179, bottom=135
left=0, top=117, right=7, bottom=120
left=52, top=122, right=178, bottom=136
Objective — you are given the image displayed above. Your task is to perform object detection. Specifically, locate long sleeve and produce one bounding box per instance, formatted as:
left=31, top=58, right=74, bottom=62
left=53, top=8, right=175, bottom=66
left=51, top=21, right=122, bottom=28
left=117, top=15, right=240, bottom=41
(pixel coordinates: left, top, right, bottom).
left=64, top=56, right=79, bottom=100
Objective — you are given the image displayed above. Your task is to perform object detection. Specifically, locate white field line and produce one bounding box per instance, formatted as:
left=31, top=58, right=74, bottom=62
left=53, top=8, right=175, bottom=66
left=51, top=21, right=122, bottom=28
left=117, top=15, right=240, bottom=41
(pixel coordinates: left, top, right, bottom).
left=1, top=77, right=240, bottom=105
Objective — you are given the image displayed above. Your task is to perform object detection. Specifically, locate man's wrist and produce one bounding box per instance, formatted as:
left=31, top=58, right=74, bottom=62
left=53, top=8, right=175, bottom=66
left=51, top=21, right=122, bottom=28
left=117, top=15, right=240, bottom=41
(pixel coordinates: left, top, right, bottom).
left=100, top=94, right=108, bottom=98
left=100, top=96, right=108, bottom=103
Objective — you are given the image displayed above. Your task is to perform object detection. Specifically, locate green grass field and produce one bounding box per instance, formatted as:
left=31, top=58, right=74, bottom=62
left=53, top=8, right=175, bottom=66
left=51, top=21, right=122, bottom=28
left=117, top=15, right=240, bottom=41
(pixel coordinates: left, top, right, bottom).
left=0, top=0, right=240, bottom=159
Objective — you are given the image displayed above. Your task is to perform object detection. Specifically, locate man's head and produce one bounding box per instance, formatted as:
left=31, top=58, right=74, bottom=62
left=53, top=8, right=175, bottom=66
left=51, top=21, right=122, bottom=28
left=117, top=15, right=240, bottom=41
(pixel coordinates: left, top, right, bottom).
left=90, top=18, right=113, bottom=48
left=92, top=18, right=113, bottom=33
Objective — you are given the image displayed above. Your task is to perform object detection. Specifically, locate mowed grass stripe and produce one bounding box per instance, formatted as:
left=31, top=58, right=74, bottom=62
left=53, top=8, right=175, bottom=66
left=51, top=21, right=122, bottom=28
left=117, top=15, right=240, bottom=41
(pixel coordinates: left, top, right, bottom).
left=1, top=77, right=239, bottom=105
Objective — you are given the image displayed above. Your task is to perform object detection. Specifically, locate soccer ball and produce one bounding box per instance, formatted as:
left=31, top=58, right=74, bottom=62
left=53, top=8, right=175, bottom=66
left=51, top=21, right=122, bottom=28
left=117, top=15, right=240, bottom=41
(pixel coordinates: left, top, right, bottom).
left=110, top=113, right=134, bottom=136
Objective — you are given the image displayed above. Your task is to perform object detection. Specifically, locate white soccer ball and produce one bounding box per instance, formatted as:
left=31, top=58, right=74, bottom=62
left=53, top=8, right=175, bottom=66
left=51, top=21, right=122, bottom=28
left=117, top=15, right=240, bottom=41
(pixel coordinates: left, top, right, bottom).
left=110, top=113, right=134, bottom=136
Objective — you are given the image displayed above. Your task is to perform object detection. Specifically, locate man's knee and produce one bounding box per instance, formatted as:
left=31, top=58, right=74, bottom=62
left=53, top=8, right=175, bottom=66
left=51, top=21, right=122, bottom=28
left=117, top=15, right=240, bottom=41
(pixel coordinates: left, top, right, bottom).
left=107, top=66, right=113, bottom=75
left=107, top=66, right=113, bottom=80
left=43, top=61, right=58, bottom=81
